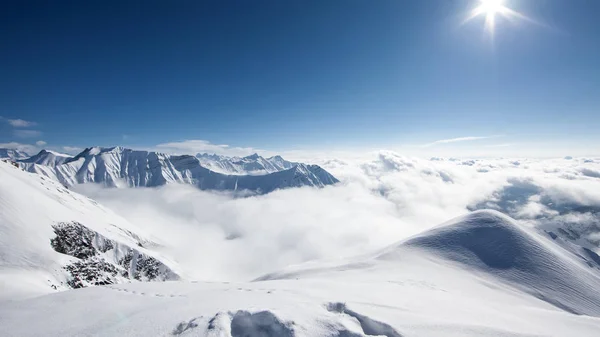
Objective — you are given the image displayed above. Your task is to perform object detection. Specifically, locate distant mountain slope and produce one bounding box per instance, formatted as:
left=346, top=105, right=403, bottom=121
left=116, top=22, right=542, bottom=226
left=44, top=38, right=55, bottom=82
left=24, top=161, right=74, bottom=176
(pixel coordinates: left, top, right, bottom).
left=18, top=149, right=72, bottom=167
left=21, top=147, right=338, bottom=193
left=196, top=153, right=296, bottom=175
left=0, top=148, right=29, bottom=160
left=0, top=160, right=180, bottom=301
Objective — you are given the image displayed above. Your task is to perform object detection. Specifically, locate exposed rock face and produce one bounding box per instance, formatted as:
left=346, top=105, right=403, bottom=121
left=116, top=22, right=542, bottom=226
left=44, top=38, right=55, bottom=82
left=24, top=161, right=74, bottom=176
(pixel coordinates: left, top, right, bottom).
left=65, top=258, right=120, bottom=288
left=50, top=221, right=179, bottom=289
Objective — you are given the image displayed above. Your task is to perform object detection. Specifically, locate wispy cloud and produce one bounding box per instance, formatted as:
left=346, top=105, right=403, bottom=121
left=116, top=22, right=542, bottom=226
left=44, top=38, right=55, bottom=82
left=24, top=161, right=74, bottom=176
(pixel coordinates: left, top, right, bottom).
left=7, top=118, right=37, bottom=128
left=486, top=143, right=515, bottom=148
left=0, top=142, right=40, bottom=154
left=156, top=139, right=264, bottom=157
left=422, top=135, right=502, bottom=148
left=62, top=146, right=83, bottom=154
left=35, top=140, right=47, bottom=146
left=14, top=129, right=42, bottom=138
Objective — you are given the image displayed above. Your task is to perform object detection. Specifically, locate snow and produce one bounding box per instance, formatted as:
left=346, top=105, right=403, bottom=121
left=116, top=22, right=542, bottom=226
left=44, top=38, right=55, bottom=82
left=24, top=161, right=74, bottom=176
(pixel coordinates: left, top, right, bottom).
left=0, top=161, right=180, bottom=301
left=2, top=156, right=600, bottom=336
left=17, top=149, right=72, bottom=167
left=0, top=148, right=29, bottom=160
left=2, top=232, right=600, bottom=336
left=196, top=152, right=297, bottom=175
left=19, top=147, right=338, bottom=193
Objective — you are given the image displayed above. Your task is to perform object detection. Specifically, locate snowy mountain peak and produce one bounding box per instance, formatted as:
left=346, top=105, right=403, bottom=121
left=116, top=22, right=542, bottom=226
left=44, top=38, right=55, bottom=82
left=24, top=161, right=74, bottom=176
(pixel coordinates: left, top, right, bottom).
left=196, top=153, right=225, bottom=160
left=19, top=146, right=338, bottom=193
left=18, top=149, right=72, bottom=167
left=0, top=148, right=30, bottom=160
left=196, top=151, right=298, bottom=175
left=80, top=146, right=125, bottom=156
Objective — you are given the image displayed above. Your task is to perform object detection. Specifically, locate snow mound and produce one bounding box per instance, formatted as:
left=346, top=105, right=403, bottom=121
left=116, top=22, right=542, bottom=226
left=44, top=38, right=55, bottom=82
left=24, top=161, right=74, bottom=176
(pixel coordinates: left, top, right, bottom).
left=380, top=210, right=600, bottom=316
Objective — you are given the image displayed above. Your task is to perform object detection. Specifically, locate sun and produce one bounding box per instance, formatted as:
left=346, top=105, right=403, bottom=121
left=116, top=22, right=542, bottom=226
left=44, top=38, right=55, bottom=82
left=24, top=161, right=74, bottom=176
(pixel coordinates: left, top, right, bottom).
left=474, top=0, right=509, bottom=32
left=478, top=0, right=506, bottom=15
left=464, top=0, right=521, bottom=35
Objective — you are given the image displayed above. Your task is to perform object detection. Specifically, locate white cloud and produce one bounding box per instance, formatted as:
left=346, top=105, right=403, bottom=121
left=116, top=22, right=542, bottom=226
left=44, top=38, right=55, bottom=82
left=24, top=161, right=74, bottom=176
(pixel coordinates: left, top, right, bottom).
left=62, top=146, right=83, bottom=154
left=6, top=118, right=37, bottom=128
left=71, top=150, right=600, bottom=281
left=0, top=142, right=84, bottom=156
left=156, top=139, right=265, bottom=157
left=0, top=142, right=40, bottom=155
left=486, top=143, right=515, bottom=148
left=13, top=129, right=42, bottom=138
left=75, top=183, right=415, bottom=280
left=422, top=135, right=501, bottom=147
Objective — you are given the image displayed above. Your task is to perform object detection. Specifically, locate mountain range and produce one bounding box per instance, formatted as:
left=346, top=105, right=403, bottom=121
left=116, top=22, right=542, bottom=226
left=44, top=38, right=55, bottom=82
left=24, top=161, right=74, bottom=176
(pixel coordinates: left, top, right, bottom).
left=0, top=148, right=30, bottom=161
left=1, top=158, right=599, bottom=336
left=196, top=152, right=297, bottom=175
left=0, top=146, right=338, bottom=194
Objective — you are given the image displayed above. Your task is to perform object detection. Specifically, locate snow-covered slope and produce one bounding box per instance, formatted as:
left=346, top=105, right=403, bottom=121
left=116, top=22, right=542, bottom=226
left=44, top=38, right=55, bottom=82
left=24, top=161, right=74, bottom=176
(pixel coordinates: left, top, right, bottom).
left=23, top=147, right=338, bottom=193
left=17, top=149, right=72, bottom=167
left=196, top=153, right=297, bottom=175
left=380, top=210, right=600, bottom=316
left=2, top=210, right=600, bottom=336
left=0, top=148, right=29, bottom=160
left=261, top=211, right=600, bottom=317
left=0, top=161, right=180, bottom=301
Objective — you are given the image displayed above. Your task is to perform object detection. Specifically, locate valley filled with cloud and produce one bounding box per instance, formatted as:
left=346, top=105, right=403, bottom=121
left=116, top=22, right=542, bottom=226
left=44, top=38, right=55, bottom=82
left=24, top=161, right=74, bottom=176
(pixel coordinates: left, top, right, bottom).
left=74, top=151, right=600, bottom=280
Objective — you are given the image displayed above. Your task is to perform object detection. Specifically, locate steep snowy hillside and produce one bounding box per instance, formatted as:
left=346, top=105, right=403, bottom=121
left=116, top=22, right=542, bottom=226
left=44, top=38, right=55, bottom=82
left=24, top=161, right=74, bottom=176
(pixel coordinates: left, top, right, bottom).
left=17, top=149, right=72, bottom=167
left=2, top=210, right=600, bottom=336
left=0, top=148, right=29, bottom=160
left=196, top=152, right=296, bottom=175
left=23, top=146, right=338, bottom=193
left=0, top=160, right=180, bottom=301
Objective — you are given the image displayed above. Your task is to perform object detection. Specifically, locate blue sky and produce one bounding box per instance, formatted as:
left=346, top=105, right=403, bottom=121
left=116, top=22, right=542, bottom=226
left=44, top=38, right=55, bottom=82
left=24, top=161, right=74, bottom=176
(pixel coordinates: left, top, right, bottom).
left=1, top=0, right=599, bottom=157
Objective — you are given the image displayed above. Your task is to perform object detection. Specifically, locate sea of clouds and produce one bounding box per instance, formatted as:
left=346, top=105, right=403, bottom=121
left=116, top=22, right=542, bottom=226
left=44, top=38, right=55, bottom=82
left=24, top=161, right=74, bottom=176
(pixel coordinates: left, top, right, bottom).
left=75, top=151, right=600, bottom=281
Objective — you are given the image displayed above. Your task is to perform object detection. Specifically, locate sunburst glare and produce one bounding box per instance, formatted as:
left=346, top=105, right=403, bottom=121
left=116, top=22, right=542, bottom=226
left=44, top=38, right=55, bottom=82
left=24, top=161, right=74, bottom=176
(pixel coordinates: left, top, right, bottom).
left=464, top=0, right=528, bottom=35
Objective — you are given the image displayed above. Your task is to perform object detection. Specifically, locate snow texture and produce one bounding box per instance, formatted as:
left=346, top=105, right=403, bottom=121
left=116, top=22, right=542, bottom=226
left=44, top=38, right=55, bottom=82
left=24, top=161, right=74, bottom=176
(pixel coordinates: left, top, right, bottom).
left=0, top=161, right=180, bottom=300
left=0, top=148, right=29, bottom=160
left=20, top=146, right=338, bottom=193
left=2, top=154, right=600, bottom=336
left=196, top=152, right=297, bottom=175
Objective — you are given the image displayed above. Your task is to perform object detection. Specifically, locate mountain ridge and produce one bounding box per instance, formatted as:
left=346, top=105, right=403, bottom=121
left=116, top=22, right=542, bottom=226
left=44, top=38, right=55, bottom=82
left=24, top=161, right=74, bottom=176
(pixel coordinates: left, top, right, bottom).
left=11, top=146, right=338, bottom=193
left=195, top=151, right=297, bottom=175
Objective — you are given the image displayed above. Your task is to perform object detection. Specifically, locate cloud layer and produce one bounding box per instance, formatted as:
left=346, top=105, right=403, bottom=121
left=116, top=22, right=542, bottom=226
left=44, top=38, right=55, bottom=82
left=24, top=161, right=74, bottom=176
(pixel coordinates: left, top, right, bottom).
left=74, top=151, right=600, bottom=281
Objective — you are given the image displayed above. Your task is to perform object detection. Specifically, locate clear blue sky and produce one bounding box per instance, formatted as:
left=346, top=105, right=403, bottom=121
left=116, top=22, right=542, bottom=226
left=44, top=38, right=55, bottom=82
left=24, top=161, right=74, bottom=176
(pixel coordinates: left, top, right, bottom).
left=1, top=0, right=598, bottom=156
